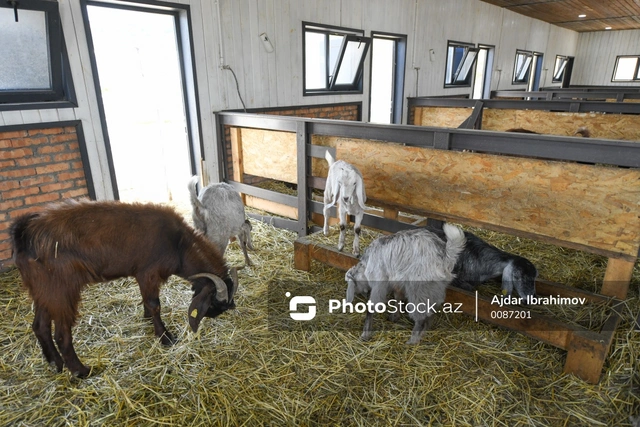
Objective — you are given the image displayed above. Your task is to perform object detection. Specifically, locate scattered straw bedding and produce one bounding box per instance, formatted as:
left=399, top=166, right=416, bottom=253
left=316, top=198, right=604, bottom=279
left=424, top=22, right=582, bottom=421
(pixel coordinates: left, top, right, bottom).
left=1, top=212, right=638, bottom=426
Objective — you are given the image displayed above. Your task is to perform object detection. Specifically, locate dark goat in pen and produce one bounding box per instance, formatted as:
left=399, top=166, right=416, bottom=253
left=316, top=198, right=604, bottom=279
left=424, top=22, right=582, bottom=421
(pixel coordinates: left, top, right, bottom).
left=427, top=226, right=537, bottom=299
left=10, top=200, right=238, bottom=378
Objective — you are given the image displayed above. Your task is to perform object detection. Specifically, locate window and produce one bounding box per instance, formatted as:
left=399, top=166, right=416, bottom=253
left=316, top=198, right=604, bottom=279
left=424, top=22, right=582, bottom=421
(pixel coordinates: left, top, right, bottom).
left=369, top=32, right=407, bottom=124
left=445, top=41, right=478, bottom=87
left=552, top=55, right=569, bottom=83
left=612, top=55, right=640, bottom=82
left=512, top=50, right=533, bottom=84
left=0, top=0, right=75, bottom=108
left=303, top=22, right=371, bottom=95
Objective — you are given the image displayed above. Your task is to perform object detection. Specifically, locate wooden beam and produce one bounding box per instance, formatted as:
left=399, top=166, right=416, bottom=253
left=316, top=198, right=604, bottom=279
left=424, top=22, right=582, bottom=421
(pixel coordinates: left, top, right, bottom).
left=229, top=127, right=245, bottom=204
left=601, top=257, right=636, bottom=299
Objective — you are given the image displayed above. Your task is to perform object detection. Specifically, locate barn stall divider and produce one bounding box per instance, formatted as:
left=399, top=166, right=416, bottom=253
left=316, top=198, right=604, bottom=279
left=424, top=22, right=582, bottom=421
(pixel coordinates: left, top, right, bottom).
left=409, top=96, right=640, bottom=141
left=213, top=111, right=640, bottom=384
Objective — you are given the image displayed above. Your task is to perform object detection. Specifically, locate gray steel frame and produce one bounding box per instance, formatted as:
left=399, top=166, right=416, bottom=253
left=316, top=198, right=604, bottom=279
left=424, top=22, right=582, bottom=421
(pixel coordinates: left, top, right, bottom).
left=215, top=111, right=640, bottom=237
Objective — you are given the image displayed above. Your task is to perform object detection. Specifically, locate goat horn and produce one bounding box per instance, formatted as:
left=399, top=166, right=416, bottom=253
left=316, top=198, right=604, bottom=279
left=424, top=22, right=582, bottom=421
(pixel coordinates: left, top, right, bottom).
left=189, top=273, right=228, bottom=302
left=230, top=267, right=239, bottom=300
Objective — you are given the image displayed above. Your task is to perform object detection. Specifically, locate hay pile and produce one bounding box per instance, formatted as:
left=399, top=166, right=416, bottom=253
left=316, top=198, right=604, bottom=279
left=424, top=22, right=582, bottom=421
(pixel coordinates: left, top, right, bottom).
left=1, top=216, right=638, bottom=426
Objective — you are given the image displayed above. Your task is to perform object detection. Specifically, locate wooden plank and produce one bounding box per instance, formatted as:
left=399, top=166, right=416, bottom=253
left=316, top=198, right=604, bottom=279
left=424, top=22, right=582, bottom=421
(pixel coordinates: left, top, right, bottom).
left=230, top=127, right=246, bottom=204
left=240, top=128, right=297, bottom=183
left=334, top=138, right=640, bottom=260
left=293, top=239, right=311, bottom=271
left=601, top=257, right=636, bottom=299
left=482, top=108, right=640, bottom=141
left=414, top=106, right=473, bottom=128
left=245, top=195, right=298, bottom=220
left=563, top=311, right=621, bottom=384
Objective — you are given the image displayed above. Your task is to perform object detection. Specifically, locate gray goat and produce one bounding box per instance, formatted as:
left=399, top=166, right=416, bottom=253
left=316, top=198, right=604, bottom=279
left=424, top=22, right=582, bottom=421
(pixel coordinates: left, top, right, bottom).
left=323, top=151, right=367, bottom=256
left=345, top=224, right=466, bottom=344
left=188, top=177, right=253, bottom=267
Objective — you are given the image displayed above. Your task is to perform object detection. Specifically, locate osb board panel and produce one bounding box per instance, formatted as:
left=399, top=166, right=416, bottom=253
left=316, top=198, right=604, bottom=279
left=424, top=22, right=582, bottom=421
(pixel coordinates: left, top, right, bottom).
left=335, top=138, right=640, bottom=258
left=414, top=107, right=473, bottom=128
left=482, top=109, right=640, bottom=141
left=240, top=128, right=297, bottom=183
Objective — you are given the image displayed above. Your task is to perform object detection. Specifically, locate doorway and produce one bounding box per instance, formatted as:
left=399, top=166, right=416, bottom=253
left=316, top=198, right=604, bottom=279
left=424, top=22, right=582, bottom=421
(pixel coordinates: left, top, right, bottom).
left=83, top=1, right=200, bottom=209
left=472, top=45, right=494, bottom=99
left=369, top=32, right=407, bottom=124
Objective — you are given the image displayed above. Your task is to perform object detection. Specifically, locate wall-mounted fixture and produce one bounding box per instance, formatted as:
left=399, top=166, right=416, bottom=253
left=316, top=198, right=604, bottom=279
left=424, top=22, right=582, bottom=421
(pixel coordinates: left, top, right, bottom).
left=429, top=49, right=435, bottom=62
left=259, top=33, right=274, bottom=53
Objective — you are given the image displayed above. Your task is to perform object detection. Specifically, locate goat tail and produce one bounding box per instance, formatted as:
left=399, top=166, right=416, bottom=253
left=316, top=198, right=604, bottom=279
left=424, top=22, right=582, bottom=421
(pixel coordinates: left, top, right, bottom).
left=442, top=223, right=466, bottom=271
left=10, top=212, right=39, bottom=260
left=188, top=176, right=207, bottom=226
left=325, top=150, right=335, bottom=167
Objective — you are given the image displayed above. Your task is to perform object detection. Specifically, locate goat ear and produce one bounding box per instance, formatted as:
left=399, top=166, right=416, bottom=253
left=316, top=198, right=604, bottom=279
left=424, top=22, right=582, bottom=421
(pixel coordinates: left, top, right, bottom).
left=356, top=176, right=366, bottom=209
left=188, top=284, right=213, bottom=332
left=346, top=279, right=356, bottom=303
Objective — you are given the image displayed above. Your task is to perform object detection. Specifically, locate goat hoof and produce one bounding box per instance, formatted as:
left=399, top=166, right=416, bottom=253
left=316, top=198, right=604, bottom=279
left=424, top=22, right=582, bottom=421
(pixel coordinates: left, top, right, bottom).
left=73, top=365, right=91, bottom=378
left=405, top=338, right=421, bottom=345
left=360, top=332, right=372, bottom=341
left=160, top=332, right=177, bottom=346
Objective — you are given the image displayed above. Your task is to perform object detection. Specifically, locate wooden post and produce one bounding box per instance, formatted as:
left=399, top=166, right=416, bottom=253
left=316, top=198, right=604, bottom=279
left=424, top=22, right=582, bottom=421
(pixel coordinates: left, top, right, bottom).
left=229, top=127, right=246, bottom=204
left=293, top=239, right=311, bottom=271
left=601, top=257, right=635, bottom=299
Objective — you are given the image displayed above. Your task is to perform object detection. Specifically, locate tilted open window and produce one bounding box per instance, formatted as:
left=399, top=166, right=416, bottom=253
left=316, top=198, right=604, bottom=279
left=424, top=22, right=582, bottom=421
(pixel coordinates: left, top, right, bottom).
left=552, top=55, right=569, bottom=83
left=612, top=55, right=640, bottom=82
left=303, top=22, right=371, bottom=95
left=0, top=0, right=75, bottom=109
left=512, top=50, right=533, bottom=84
left=445, top=41, right=477, bottom=88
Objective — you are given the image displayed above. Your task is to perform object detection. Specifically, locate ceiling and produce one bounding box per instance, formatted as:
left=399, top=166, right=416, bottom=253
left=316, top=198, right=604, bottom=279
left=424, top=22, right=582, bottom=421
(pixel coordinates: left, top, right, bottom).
left=480, top=0, right=640, bottom=32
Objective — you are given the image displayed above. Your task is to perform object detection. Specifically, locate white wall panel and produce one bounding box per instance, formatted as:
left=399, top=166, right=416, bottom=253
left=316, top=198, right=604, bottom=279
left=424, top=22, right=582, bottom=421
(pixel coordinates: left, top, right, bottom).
left=573, top=30, right=640, bottom=86
left=4, top=0, right=638, bottom=194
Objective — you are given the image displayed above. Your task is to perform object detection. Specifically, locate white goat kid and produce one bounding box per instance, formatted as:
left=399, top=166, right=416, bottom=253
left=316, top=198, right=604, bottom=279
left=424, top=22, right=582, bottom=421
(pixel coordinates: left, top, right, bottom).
left=188, top=176, right=254, bottom=267
left=345, top=224, right=466, bottom=344
left=323, top=151, right=367, bottom=256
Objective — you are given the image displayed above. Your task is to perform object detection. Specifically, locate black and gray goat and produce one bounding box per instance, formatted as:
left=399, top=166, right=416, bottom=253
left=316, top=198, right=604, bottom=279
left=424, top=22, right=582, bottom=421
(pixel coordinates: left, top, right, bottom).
left=188, top=177, right=253, bottom=267
left=323, top=151, right=367, bottom=256
left=427, top=226, right=537, bottom=298
left=345, top=224, right=466, bottom=344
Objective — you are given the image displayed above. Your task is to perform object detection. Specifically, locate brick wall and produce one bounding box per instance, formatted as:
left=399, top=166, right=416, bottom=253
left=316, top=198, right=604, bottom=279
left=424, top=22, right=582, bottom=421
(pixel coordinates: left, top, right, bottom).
left=224, top=103, right=361, bottom=182
left=0, top=124, right=90, bottom=268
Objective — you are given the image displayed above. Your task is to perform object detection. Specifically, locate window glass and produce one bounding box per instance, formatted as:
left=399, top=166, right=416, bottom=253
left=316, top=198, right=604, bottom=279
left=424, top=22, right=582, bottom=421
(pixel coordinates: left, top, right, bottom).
left=613, top=56, right=638, bottom=81
left=0, top=9, right=51, bottom=90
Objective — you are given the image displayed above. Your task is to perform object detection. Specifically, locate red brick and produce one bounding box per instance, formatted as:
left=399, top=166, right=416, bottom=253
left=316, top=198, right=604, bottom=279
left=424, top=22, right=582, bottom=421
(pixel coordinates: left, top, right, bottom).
left=3, top=168, right=37, bottom=179
left=64, top=126, right=77, bottom=133
left=20, top=175, right=55, bottom=187
left=53, top=152, right=80, bottom=162
left=0, top=139, right=12, bottom=149
left=70, top=161, right=84, bottom=169
left=24, top=193, right=60, bottom=205
left=0, top=159, right=15, bottom=168
left=49, top=134, right=77, bottom=143
left=9, top=206, right=43, bottom=218
left=62, top=188, right=89, bottom=198
left=4, top=186, right=40, bottom=200
left=11, top=136, right=50, bottom=147
left=40, top=182, right=73, bottom=193
left=27, top=127, right=64, bottom=136
left=0, top=148, right=33, bottom=159
left=37, top=144, right=67, bottom=154
left=0, top=130, right=27, bottom=139
left=58, top=170, right=85, bottom=181
left=15, top=155, right=52, bottom=167
left=36, top=163, right=69, bottom=174
left=0, top=199, right=24, bottom=210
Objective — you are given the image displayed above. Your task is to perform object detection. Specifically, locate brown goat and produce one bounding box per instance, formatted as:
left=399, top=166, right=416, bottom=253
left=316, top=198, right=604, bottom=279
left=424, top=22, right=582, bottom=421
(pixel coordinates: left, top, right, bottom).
left=10, top=200, right=238, bottom=378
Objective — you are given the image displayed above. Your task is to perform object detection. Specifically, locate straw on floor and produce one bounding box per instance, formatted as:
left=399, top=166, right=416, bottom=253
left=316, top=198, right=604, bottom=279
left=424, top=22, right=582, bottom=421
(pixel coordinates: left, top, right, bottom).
left=0, top=213, right=638, bottom=426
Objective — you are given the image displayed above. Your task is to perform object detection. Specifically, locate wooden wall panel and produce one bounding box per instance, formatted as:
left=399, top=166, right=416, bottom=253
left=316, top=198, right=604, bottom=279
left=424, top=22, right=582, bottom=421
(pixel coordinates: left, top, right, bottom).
left=482, top=109, right=640, bottom=140
left=333, top=138, right=640, bottom=259
left=240, top=128, right=297, bottom=183
left=413, top=107, right=473, bottom=127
